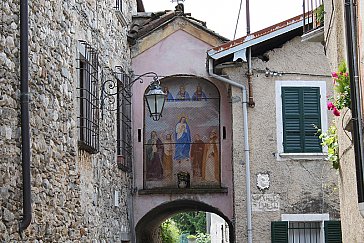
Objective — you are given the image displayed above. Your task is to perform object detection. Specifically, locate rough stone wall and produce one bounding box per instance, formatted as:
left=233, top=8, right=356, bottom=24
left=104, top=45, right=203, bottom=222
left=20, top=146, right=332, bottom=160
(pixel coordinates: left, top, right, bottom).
left=1, top=0, right=135, bottom=241
left=324, top=0, right=364, bottom=241
left=225, top=37, right=340, bottom=242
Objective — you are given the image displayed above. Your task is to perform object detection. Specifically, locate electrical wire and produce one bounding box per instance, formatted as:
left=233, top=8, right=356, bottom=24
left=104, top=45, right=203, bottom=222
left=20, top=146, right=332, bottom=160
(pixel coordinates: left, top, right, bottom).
left=233, top=0, right=243, bottom=40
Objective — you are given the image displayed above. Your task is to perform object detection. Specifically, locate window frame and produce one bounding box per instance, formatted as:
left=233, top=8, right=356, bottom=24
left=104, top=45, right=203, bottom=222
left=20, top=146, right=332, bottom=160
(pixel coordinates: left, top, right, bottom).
left=275, top=81, right=328, bottom=160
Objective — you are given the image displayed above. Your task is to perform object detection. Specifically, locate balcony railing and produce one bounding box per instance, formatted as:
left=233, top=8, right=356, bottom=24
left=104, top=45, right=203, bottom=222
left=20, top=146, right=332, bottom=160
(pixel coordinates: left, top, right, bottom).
left=303, top=0, right=324, bottom=34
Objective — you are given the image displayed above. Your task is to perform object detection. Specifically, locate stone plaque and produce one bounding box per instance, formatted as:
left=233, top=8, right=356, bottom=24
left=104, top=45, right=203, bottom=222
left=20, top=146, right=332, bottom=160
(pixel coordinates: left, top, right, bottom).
left=252, top=194, right=280, bottom=212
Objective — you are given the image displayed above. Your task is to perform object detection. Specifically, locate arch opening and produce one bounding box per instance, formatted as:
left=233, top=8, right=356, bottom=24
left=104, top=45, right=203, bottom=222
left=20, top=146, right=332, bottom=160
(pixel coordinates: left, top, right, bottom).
left=135, top=199, right=234, bottom=243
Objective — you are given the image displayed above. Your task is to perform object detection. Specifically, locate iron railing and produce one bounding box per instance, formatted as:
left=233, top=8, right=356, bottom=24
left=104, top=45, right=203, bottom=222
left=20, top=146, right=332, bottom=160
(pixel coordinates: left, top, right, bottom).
left=303, top=0, right=324, bottom=34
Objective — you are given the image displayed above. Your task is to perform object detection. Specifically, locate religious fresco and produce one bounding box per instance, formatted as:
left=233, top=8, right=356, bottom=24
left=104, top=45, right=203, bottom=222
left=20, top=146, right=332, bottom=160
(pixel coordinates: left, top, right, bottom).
left=144, top=78, right=220, bottom=189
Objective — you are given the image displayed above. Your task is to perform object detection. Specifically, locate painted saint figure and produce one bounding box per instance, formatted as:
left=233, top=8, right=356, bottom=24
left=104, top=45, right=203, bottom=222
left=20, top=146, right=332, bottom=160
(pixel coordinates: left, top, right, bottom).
left=192, top=84, right=207, bottom=101
left=163, top=86, right=174, bottom=101
left=163, top=133, right=174, bottom=179
left=202, top=129, right=219, bottom=182
left=174, top=117, right=191, bottom=161
left=146, top=131, right=164, bottom=180
left=191, top=134, right=205, bottom=177
left=176, top=85, right=190, bottom=101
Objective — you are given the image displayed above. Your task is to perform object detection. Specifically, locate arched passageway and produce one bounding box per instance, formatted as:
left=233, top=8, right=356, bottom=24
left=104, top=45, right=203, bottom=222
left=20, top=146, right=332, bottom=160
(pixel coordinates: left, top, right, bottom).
left=135, top=199, right=235, bottom=243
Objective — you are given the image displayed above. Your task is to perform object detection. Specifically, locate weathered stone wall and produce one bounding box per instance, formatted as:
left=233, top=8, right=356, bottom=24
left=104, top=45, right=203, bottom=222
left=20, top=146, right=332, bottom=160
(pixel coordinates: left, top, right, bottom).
left=324, top=0, right=364, bottom=241
left=1, top=0, right=135, bottom=241
left=225, top=36, right=340, bottom=242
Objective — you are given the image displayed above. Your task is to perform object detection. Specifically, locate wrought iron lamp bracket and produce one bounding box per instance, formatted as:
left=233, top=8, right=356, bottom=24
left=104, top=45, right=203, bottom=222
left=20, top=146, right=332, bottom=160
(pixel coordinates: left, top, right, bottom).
left=100, top=67, right=161, bottom=119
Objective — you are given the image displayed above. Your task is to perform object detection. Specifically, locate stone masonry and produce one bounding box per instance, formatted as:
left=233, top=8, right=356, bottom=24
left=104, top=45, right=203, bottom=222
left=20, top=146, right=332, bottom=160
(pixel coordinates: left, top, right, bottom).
left=1, top=0, right=136, bottom=241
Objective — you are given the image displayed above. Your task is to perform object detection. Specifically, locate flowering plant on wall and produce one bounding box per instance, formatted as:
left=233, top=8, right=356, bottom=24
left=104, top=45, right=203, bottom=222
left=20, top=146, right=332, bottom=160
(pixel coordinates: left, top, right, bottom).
left=328, top=62, right=351, bottom=116
left=316, top=62, right=350, bottom=170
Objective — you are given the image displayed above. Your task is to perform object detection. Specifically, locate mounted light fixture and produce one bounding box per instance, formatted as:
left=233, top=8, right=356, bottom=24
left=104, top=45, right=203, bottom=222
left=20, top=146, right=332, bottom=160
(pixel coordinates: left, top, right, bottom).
left=144, top=74, right=166, bottom=121
left=100, top=69, right=165, bottom=121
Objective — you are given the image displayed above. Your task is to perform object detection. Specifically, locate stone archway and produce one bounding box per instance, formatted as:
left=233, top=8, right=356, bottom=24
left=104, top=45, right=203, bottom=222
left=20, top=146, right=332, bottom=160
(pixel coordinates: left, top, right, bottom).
left=135, top=199, right=235, bottom=243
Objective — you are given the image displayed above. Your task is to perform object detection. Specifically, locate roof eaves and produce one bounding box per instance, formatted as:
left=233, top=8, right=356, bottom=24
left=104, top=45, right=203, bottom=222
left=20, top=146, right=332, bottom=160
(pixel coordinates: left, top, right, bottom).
left=208, top=14, right=304, bottom=60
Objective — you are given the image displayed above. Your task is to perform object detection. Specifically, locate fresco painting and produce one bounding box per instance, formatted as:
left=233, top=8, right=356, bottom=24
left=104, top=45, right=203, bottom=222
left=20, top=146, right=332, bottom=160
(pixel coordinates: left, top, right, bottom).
left=144, top=78, right=220, bottom=189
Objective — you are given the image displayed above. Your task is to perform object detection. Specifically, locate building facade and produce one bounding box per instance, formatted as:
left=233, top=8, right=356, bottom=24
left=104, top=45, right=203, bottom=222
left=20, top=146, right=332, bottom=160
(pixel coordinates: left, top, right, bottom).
left=208, top=15, right=341, bottom=242
left=314, top=0, right=364, bottom=241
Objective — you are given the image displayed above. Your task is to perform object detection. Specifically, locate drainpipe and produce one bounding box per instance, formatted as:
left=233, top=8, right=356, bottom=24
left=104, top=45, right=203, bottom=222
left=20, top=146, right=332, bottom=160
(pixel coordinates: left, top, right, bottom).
left=19, top=0, right=32, bottom=233
left=207, top=58, right=253, bottom=243
left=246, top=0, right=255, bottom=107
left=344, top=0, right=364, bottom=216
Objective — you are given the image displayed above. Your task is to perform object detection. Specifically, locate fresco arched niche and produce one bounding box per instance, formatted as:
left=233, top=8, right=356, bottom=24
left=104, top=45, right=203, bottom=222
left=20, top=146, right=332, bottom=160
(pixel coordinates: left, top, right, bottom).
left=144, top=76, right=221, bottom=189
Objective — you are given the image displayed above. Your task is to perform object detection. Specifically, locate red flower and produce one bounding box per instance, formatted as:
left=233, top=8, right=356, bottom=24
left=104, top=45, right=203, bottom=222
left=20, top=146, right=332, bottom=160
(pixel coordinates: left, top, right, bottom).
left=331, top=72, right=338, bottom=79
left=327, top=102, right=335, bottom=110
left=333, top=107, right=341, bottom=116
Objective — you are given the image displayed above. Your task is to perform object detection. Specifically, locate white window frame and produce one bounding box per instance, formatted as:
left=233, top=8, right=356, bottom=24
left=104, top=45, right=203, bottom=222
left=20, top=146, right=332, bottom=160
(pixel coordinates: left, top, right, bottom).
left=275, top=81, right=328, bottom=160
left=281, top=213, right=329, bottom=243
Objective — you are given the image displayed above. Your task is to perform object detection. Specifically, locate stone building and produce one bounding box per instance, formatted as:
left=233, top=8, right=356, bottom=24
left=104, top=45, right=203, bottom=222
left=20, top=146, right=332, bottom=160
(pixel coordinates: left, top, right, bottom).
left=308, top=0, right=364, bottom=241
left=1, top=0, right=144, bottom=241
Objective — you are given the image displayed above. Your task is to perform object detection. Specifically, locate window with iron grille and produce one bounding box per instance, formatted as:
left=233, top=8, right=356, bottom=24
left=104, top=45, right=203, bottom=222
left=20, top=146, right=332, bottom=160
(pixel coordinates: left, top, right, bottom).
left=115, top=0, right=127, bottom=26
left=115, top=0, right=123, bottom=11
left=77, top=41, right=99, bottom=154
left=271, top=219, right=342, bottom=243
left=116, top=72, right=132, bottom=172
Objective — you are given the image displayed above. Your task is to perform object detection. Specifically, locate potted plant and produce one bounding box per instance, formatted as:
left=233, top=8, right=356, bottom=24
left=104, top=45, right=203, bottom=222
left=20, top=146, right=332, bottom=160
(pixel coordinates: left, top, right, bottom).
left=187, top=235, right=197, bottom=243
left=314, top=4, right=324, bottom=27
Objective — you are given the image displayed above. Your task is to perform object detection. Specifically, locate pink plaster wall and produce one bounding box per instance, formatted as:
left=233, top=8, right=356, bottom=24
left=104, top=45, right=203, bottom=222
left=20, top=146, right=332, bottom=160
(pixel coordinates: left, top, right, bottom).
left=131, top=30, right=233, bottom=226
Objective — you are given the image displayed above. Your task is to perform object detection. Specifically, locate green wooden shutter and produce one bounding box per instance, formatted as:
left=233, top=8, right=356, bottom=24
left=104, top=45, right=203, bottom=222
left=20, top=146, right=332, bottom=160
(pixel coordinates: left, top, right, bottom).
left=282, top=87, right=322, bottom=153
left=324, top=220, right=342, bottom=243
left=303, top=88, right=322, bottom=152
left=271, top=221, right=288, bottom=243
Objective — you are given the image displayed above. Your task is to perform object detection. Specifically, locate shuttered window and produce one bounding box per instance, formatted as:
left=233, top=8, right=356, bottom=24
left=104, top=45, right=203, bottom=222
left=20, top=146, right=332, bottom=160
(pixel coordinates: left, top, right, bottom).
left=271, top=221, right=288, bottom=243
left=324, top=221, right=342, bottom=243
left=282, top=87, right=322, bottom=153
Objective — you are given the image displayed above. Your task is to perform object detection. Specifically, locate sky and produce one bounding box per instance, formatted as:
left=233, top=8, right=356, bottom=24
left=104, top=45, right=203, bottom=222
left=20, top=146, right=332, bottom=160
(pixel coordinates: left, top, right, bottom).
left=141, top=0, right=303, bottom=40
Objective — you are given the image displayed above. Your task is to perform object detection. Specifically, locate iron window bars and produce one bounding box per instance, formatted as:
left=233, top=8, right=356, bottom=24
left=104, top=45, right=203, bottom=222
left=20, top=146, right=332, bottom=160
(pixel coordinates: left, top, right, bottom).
left=117, top=70, right=133, bottom=172
left=77, top=41, right=100, bottom=154
left=100, top=67, right=133, bottom=172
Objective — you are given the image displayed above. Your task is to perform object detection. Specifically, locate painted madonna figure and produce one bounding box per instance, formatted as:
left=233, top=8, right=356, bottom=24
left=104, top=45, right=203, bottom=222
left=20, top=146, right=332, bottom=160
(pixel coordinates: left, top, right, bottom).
left=174, top=116, right=191, bottom=161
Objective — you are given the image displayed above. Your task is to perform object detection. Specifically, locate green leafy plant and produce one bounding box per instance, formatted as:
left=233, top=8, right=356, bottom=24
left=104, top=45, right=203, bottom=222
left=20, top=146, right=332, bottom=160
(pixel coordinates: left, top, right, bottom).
left=317, top=124, right=339, bottom=169
left=160, top=219, right=181, bottom=243
left=187, top=235, right=197, bottom=239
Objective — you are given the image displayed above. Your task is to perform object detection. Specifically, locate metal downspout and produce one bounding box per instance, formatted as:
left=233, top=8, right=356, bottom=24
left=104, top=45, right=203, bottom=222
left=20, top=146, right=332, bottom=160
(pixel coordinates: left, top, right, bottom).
left=207, top=58, right=253, bottom=243
left=246, top=0, right=255, bottom=107
left=19, top=0, right=32, bottom=233
left=344, top=0, right=364, bottom=215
